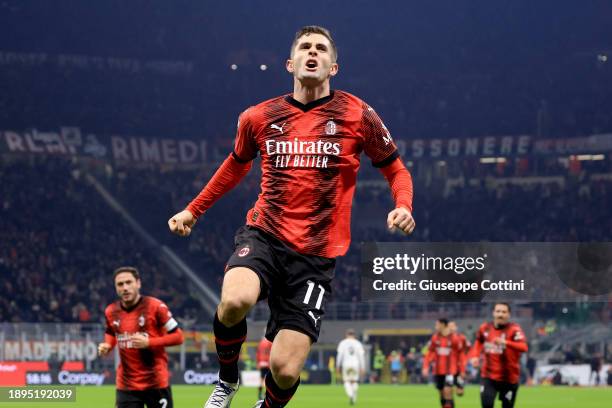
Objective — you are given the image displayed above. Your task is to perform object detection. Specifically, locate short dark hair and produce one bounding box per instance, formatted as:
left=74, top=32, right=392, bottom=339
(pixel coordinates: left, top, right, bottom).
left=494, top=302, right=511, bottom=313
left=290, top=25, right=337, bottom=61
left=113, top=266, right=140, bottom=281
left=437, top=318, right=449, bottom=326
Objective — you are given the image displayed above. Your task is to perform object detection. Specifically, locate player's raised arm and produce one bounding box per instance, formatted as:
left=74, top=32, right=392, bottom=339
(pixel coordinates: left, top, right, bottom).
left=361, top=103, right=415, bottom=235
left=382, top=158, right=415, bottom=234
left=168, top=109, right=257, bottom=236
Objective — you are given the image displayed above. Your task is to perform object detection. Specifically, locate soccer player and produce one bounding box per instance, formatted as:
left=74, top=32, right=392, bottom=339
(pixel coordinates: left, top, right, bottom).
left=469, top=303, right=528, bottom=408
left=98, top=266, right=184, bottom=408
left=168, top=25, right=415, bottom=408
left=336, top=329, right=366, bottom=405
left=256, top=336, right=273, bottom=400
left=422, top=318, right=460, bottom=408
left=448, top=321, right=470, bottom=397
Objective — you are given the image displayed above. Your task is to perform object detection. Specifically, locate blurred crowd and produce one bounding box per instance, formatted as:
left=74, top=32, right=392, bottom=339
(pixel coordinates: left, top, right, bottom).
left=0, top=158, right=201, bottom=324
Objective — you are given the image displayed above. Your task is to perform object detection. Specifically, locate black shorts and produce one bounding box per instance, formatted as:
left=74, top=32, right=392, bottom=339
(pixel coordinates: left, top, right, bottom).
left=116, top=387, right=172, bottom=408
left=226, top=225, right=335, bottom=342
left=480, top=378, right=518, bottom=408
left=454, top=374, right=465, bottom=389
left=434, top=374, right=455, bottom=390
left=260, top=367, right=270, bottom=379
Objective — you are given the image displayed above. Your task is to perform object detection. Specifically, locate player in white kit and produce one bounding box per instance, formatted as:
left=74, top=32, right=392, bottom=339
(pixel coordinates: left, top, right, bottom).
left=336, top=329, right=366, bottom=405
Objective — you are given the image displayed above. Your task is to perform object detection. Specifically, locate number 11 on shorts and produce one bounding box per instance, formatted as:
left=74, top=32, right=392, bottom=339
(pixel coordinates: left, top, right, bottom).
left=303, top=280, right=325, bottom=310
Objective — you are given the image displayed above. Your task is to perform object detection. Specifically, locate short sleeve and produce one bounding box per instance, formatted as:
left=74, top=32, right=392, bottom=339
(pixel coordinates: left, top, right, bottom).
left=233, top=108, right=258, bottom=162
left=361, top=103, right=399, bottom=167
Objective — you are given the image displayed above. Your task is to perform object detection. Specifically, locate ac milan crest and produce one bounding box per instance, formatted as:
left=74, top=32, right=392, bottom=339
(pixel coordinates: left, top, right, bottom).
left=325, top=120, right=337, bottom=135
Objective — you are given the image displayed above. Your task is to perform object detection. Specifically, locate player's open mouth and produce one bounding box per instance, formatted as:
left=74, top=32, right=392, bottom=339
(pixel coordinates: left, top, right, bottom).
left=305, top=59, right=318, bottom=70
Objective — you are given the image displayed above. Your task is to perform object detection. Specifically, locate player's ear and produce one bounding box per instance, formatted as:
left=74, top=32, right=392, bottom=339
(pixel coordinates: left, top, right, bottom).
left=329, top=62, right=339, bottom=77
left=286, top=59, right=294, bottom=74
left=136, top=279, right=142, bottom=289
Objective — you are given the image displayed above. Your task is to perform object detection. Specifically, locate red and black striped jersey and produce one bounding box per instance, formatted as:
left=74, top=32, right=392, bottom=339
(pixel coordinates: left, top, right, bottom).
left=424, top=333, right=460, bottom=375
left=470, top=322, right=528, bottom=384
left=233, top=90, right=399, bottom=258
left=104, top=296, right=179, bottom=391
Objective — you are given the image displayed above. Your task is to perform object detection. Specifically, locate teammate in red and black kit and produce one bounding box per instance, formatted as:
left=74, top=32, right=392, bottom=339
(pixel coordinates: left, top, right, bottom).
left=469, top=303, right=528, bottom=408
left=98, top=267, right=184, bottom=408
left=168, top=25, right=415, bottom=408
left=422, top=318, right=461, bottom=408
left=256, top=336, right=273, bottom=400
left=448, top=321, right=470, bottom=397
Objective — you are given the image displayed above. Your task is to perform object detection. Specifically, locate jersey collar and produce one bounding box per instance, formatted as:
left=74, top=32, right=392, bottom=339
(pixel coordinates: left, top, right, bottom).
left=285, top=91, right=335, bottom=112
left=493, top=321, right=509, bottom=330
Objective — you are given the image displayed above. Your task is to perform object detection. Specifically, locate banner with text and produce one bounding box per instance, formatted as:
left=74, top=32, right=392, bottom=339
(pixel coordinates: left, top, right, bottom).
left=398, top=133, right=612, bottom=158
left=2, top=127, right=612, bottom=164
left=1, top=127, right=209, bottom=165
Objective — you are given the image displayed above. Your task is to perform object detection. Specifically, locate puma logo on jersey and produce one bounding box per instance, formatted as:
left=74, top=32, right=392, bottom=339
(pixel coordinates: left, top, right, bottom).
left=382, top=124, right=393, bottom=145
left=270, top=122, right=287, bottom=134
left=308, top=311, right=321, bottom=326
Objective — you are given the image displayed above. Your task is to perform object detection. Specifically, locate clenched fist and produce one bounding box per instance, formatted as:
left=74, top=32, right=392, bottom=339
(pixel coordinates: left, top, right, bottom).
left=387, top=207, right=416, bottom=235
left=168, top=210, right=197, bottom=237
left=98, top=342, right=112, bottom=356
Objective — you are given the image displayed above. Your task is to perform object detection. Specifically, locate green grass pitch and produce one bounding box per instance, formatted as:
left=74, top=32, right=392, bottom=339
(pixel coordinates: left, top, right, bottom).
left=1, top=385, right=611, bottom=407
